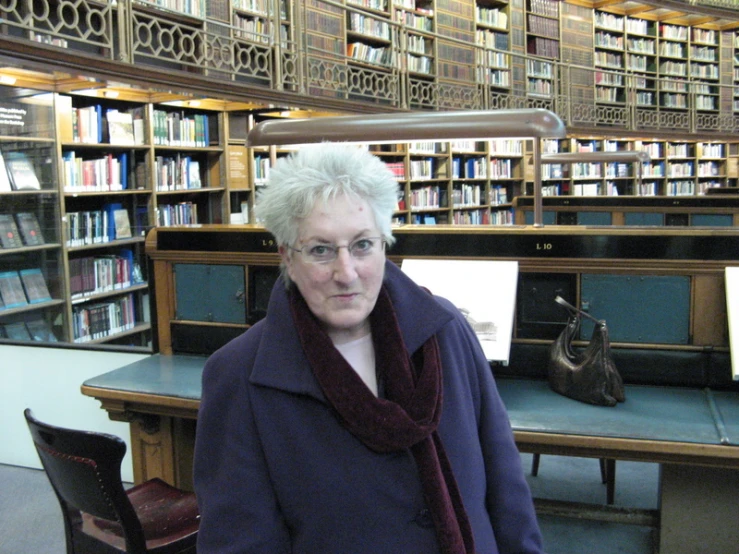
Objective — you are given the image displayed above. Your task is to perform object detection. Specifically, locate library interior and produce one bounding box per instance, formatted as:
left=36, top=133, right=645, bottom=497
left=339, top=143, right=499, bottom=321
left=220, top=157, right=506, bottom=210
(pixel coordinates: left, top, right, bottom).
left=1, top=0, right=739, bottom=553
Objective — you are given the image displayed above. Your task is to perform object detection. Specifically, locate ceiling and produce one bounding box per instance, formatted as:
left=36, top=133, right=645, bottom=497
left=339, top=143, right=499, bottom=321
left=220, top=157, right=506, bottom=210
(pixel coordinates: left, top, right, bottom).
left=571, top=0, right=739, bottom=29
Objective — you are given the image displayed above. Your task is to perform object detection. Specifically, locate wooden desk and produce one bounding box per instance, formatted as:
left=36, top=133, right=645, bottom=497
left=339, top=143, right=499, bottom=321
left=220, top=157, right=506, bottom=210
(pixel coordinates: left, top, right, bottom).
left=82, top=355, right=739, bottom=554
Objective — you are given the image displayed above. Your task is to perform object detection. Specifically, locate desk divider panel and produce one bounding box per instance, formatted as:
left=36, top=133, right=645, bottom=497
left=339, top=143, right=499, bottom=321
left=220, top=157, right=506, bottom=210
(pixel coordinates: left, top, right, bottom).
left=146, top=225, right=739, bottom=388
left=580, top=274, right=691, bottom=344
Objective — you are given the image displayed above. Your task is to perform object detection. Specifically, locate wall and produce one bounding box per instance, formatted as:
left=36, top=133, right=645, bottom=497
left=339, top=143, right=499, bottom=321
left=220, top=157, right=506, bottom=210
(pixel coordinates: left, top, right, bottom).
left=0, top=345, right=148, bottom=482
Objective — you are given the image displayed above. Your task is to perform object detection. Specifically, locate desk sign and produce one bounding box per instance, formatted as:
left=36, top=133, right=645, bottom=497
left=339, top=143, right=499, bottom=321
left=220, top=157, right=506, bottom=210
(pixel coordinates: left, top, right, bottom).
left=401, top=259, right=518, bottom=364
left=726, top=267, right=739, bottom=381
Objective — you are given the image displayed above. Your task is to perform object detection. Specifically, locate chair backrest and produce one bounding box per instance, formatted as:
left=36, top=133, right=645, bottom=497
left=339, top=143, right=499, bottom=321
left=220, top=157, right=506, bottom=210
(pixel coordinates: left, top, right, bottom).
left=24, top=408, right=147, bottom=552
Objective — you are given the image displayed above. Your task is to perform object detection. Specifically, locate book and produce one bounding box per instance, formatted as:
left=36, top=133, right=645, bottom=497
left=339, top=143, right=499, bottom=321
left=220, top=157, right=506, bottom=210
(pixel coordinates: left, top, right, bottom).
left=25, top=317, right=58, bottom=342
left=0, top=150, right=12, bottom=192
left=130, top=107, right=146, bottom=145
left=4, top=151, right=41, bottom=191
left=3, top=321, right=31, bottom=341
left=103, top=202, right=122, bottom=241
left=0, top=213, right=24, bottom=248
left=134, top=206, right=149, bottom=236
left=106, top=109, right=135, bottom=145
left=19, top=268, right=53, bottom=304
left=113, top=209, right=132, bottom=239
left=188, top=160, right=202, bottom=189
left=15, top=212, right=45, bottom=246
left=0, top=271, right=29, bottom=309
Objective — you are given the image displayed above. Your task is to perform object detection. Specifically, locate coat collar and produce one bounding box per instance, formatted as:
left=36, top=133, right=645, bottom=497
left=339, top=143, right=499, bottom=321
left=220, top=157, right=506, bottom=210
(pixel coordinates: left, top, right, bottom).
left=250, top=260, right=455, bottom=400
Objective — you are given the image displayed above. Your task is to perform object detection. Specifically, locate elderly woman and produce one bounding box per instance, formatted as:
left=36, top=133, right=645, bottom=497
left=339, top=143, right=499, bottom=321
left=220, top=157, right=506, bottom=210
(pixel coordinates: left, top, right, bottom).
left=193, top=144, right=544, bottom=554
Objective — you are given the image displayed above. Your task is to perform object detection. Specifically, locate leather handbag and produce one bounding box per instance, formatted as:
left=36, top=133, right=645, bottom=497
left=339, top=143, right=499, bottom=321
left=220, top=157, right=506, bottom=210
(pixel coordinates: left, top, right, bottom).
left=547, top=296, right=625, bottom=407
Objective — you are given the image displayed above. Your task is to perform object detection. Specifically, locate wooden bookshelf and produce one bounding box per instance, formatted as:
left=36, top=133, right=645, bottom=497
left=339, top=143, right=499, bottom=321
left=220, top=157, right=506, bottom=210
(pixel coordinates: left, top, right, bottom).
left=475, top=0, right=511, bottom=94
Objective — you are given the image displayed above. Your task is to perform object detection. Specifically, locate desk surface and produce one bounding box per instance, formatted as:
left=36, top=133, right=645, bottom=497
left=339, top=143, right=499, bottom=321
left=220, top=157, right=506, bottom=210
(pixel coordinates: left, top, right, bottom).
left=82, top=355, right=739, bottom=465
left=499, top=379, right=735, bottom=446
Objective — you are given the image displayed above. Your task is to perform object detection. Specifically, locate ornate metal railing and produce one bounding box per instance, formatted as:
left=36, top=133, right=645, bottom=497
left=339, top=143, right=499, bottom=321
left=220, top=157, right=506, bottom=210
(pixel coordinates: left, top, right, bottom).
left=2, top=0, right=739, bottom=135
left=0, top=0, right=117, bottom=57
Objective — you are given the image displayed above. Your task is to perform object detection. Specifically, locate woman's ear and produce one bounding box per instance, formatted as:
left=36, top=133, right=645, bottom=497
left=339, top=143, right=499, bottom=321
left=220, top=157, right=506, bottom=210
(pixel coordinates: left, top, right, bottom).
left=279, top=245, right=293, bottom=277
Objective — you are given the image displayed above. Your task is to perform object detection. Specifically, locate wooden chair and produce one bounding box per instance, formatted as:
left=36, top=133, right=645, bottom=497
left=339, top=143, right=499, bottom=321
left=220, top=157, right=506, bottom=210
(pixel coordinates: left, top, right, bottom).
left=24, top=408, right=199, bottom=553
left=531, top=453, right=616, bottom=505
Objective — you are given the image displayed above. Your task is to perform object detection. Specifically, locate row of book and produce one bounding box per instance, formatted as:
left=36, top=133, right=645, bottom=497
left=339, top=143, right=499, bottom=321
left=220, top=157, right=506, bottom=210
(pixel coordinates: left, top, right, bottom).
left=72, top=105, right=145, bottom=146
left=453, top=209, right=489, bottom=225
left=527, top=14, right=559, bottom=40
left=395, top=10, right=432, bottom=32
left=527, top=37, right=559, bottom=59
left=1, top=317, right=57, bottom=342
left=528, top=0, right=559, bottom=18
left=476, top=6, right=507, bottom=30
left=451, top=184, right=483, bottom=207
left=65, top=204, right=134, bottom=247
left=253, top=154, right=271, bottom=183
left=477, top=29, right=509, bottom=51
left=349, top=13, right=391, bottom=40
left=0, top=269, right=53, bottom=310
left=69, top=250, right=138, bottom=299
left=72, top=293, right=136, bottom=343
left=156, top=202, right=198, bottom=226
left=452, top=157, right=487, bottom=179
left=0, top=150, right=42, bottom=192
left=62, top=151, right=134, bottom=192
left=155, top=155, right=203, bottom=191
left=151, top=110, right=214, bottom=147
left=0, top=213, right=45, bottom=249
left=346, top=42, right=395, bottom=66
left=409, top=185, right=445, bottom=210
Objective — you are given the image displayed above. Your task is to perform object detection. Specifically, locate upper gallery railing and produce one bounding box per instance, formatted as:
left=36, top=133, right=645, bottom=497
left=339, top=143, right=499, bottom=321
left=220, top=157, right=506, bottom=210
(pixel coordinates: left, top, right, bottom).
left=1, top=0, right=739, bottom=135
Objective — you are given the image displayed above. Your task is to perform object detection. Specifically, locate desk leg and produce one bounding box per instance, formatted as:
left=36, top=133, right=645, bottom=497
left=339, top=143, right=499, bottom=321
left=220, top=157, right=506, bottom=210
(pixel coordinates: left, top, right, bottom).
left=659, top=464, right=739, bottom=554
left=128, top=415, right=196, bottom=491
left=129, top=415, right=175, bottom=486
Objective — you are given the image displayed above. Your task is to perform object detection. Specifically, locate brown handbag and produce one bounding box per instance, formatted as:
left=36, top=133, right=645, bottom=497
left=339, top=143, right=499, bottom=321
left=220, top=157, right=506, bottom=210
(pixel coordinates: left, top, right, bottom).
left=547, top=296, right=625, bottom=407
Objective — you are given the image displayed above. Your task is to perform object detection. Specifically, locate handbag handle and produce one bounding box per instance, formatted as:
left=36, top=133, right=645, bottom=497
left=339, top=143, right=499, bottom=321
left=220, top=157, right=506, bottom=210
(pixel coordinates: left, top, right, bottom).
left=555, top=295, right=603, bottom=325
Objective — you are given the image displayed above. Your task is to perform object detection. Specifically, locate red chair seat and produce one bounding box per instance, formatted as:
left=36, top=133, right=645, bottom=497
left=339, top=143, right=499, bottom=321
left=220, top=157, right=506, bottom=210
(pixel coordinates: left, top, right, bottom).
left=84, top=478, right=199, bottom=550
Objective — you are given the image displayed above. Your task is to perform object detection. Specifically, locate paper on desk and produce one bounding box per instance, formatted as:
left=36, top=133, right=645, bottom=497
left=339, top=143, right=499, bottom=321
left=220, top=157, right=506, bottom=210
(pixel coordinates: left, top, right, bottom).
left=725, top=267, right=739, bottom=381
left=401, top=259, right=518, bottom=364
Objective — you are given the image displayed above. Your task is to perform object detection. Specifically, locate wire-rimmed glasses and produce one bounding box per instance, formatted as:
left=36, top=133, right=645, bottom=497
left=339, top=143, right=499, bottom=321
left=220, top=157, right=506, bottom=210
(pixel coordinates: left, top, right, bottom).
left=289, top=236, right=385, bottom=264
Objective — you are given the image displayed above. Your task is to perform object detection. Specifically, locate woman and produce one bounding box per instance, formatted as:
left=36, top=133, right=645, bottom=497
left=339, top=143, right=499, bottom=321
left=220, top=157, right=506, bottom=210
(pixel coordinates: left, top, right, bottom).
left=193, top=144, right=544, bottom=553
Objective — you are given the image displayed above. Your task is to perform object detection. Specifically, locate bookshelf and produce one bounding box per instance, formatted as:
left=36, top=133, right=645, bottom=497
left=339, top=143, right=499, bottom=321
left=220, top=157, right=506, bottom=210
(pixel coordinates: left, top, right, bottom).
left=232, top=0, right=291, bottom=46
left=56, top=94, right=154, bottom=348
left=151, top=105, right=225, bottom=226
left=658, top=22, right=690, bottom=111
left=0, top=84, right=232, bottom=349
left=626, top=16, right=658, bottom=108
left=135, top=0, right=207, bottom=19
left=475, top=0, right=510, bottom=92
left=366, top=138, right=524, bottom=225
left=525, top=0, right=559, bottom=99
left=435, top=0, right=478, bottom=106
left=690, top=26, right=720, bottom=112
left=593, top=10, right=625, bottom=106
left=395, top=0, right=436, bottom=79
left=346, top=6, right=394, bottom=67
left=524, top=136, right=739, bottom=199
left=525, top=0, right=559, bottom=60
left=0, top=88, right=65, bottom=345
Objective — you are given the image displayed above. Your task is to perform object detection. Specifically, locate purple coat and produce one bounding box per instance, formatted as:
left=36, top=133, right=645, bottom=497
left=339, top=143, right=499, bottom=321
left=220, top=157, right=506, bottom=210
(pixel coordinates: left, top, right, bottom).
left=194, top=261, right=544, bottom=553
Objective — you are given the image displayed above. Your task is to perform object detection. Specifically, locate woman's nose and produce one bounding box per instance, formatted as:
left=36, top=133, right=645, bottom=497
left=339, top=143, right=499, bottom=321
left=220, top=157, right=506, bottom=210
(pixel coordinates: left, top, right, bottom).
left=332, top=247, right=358, bottom=282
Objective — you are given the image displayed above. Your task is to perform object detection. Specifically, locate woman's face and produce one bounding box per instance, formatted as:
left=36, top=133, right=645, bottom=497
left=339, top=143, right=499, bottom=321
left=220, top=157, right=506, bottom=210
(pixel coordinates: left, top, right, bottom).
left=281, top=193, right=386, bottom=345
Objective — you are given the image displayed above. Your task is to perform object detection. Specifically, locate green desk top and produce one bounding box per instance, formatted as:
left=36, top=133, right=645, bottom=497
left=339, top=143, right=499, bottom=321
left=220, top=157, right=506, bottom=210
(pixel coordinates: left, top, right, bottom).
left=497, top=379, right=732, bottom=446
left=83, top=355, right=739, bottom=447
left=82, top=354, right=206, bottom=401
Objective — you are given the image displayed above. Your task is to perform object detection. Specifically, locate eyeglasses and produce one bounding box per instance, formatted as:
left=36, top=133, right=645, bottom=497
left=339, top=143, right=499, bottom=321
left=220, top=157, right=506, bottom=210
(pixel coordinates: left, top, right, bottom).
left=289, top=236, right=385, bottom=264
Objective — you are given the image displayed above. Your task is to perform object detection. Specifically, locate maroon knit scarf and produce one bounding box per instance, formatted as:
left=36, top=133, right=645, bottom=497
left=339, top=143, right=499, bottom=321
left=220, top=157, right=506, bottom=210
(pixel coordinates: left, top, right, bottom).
left=289, top=286, right=475, bottom=554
